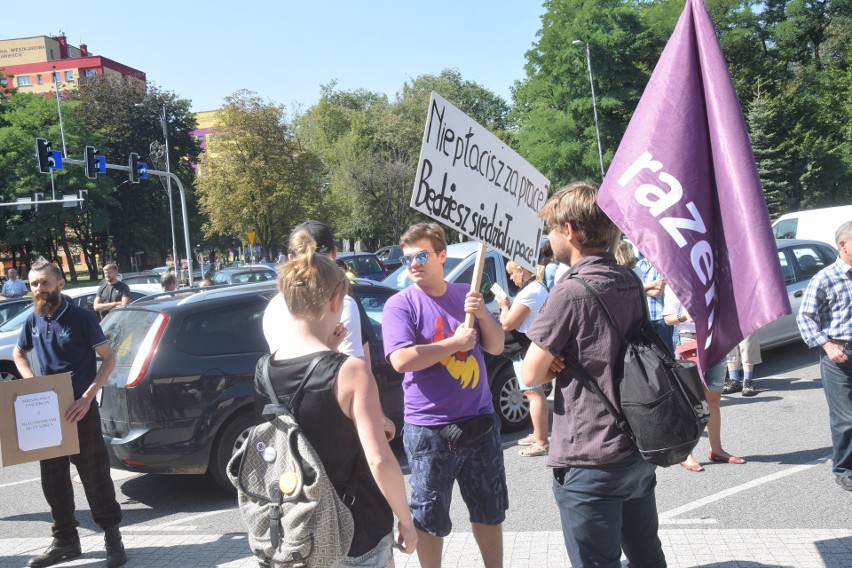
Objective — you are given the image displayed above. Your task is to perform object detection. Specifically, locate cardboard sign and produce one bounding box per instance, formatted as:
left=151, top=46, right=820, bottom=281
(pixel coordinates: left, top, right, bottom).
left=0, top=373, right=80, bottom=467
left=411, top=92, right=550, bottom=271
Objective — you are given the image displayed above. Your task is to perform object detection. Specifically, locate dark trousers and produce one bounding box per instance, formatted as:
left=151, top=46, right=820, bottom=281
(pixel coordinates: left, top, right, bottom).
left=821, top=354, right=852, bottom=478
left=40, top=404, right=122, bottom=541
left=651, top=319, right=674, bottom=354
left=552, top=454, right=666, bottom=568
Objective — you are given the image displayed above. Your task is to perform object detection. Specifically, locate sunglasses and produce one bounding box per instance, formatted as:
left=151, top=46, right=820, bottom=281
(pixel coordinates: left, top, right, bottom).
left=400, top=251, right=435, bottom=267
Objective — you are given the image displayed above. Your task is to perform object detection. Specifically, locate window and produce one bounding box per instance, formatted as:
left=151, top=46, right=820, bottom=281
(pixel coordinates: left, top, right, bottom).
left=176, top=301, right=267, bottom=356
left=37, top=75, right=43, bottom=85
left=457, top=257, right=498, bottom=297
left=791, top=245, right=829, bottom=278
left=64, top=70, right=74, bottom=81
left=773, top=218, right=797, bottom=240
left=777, top=251, right=795, bottom=284
left=16, top=76, right=32, bottom=87
left=85, top=69, right=98, bottom=77
left=356, top=290, right=395, bottom=342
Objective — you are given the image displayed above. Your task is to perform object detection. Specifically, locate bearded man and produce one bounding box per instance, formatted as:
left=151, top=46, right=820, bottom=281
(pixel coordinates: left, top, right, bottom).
left=13, top=258, right=127, bottom=568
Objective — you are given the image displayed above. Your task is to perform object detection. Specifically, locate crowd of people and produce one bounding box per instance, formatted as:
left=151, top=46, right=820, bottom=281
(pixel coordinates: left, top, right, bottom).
left=8, top=183, right=851, bottom=568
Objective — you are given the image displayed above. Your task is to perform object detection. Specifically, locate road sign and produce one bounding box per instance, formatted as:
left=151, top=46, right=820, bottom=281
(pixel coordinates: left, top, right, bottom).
left=246, top=231, right=256, bottom=246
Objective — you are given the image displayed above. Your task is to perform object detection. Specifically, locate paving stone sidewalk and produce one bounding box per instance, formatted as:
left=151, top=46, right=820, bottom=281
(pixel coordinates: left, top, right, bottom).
left=3, top=528, right=852, bottom=567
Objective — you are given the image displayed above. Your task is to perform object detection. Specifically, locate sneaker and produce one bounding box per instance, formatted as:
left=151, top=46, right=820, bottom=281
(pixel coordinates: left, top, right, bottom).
left=742, top=379, right=757, bottom=397
left=837, top=476, right=852, bottom=492
left=722, top=379, right=743, bottom=394
left=104, top=527, right=127, bottom=568
left=27, top=539, right=82, bottom=567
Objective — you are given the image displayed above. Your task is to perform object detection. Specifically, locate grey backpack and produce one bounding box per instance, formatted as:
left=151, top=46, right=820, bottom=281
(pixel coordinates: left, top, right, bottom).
left=228, top=353, right=357, bottom=567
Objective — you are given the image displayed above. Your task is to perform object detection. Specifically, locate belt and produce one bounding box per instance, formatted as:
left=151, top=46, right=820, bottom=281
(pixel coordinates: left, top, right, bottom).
left=828, top=338, right=851, bottom=350
left=679, top=332, right=697, bottom=339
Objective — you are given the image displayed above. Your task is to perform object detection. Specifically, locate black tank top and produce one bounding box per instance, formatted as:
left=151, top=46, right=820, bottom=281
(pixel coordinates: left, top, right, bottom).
left=260, top=351, right=392, bottom=557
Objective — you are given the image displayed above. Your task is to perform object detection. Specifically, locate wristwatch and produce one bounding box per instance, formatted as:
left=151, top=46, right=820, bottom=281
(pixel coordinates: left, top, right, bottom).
left=678, top=312, right=687, bottom=322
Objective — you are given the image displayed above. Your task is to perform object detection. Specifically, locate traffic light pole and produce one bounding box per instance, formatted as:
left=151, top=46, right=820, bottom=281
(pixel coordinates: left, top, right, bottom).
left=49, top=156, right=195, bottom=286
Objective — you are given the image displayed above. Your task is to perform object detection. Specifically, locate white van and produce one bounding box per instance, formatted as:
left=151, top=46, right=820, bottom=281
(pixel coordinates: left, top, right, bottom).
left=771, top=205, right=852, bottom=249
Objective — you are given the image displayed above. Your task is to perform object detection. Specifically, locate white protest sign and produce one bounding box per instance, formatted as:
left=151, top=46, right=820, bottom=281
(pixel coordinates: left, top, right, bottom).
left=411, top=92, right=550, bottom=272
left=14, top=391, right=62, bottom=451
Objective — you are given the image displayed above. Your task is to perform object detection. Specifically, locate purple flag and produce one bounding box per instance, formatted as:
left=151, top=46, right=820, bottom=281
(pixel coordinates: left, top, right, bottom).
left=597, top=0, right=791, bottom=373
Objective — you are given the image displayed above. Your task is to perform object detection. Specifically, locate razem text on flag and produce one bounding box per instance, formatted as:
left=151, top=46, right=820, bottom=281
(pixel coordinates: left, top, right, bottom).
left=597, top=0, right=791, bottom=373
left=411, top=92, right=550, bottom=272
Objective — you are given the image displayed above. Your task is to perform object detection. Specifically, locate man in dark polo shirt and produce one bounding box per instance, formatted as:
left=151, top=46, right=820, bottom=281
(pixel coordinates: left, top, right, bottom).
left=93, top=263, right=130, bottom=320
left=13, top=259, right=127, bottom=568
left=521, top=182, right=666, bottom=568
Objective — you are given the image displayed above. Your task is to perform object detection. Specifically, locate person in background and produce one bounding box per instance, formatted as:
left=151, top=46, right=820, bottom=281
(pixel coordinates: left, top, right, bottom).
left=521, top=182, right=666, bottom=568
left=264, top=221, right=367, bottom=362
left=663, top=291, right=745, bottom=471
left=724, top=332, right=761, bottom=397
left=13, top=259, right=127, bottom=568
left=796, top=220, right=852, bottom=492
left=2, top=268, right=28, bottom=298
left=160, top=273, right=178, bottom=292
left=93, top=264, right=130, bottom=320
left=635, top=256, right=671, bottom=353
left=254, top=231, right=416, bottom=566
left=197, top=278, right=214, bottom=288
left=614, top=240, right=637, bottom=270
left=497, top=261, right=550, bottom=457
left=336, top=259, right=358, bottom=279
left=383, top=222, right=507, bottom=568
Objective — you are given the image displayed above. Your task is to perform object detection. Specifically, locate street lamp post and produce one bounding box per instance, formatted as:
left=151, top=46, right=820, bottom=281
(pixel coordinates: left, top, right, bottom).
left=572, top=40, right=606, bottom=180
left=160, top=104, right=181, bottom=279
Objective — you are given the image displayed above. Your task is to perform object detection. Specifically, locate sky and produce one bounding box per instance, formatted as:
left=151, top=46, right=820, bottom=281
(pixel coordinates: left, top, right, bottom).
left=3, top=1, right=546, bottom=113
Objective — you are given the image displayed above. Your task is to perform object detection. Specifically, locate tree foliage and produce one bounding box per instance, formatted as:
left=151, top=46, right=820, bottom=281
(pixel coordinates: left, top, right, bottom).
left=195, top=90, right=325, bottom=260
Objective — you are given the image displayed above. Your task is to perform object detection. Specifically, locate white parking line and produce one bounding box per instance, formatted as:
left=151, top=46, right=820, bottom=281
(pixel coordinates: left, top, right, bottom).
left=0, top=477, right=40, bottom=488
left=660, top=454, right=831, bottom=521
left=153, top=507, right=236, bottom=528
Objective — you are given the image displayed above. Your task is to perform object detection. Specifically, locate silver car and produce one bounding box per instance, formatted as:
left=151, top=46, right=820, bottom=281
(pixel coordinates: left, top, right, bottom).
left=759, top=239, right=838, bottom=350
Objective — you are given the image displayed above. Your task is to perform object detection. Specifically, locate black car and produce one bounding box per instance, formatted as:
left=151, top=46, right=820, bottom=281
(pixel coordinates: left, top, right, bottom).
left=98, top=281, right=534, bottom=491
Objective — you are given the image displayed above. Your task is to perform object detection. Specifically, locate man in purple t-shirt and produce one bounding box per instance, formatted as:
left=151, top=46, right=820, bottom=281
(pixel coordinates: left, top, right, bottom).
left=383, top=222, right=506, bottom=568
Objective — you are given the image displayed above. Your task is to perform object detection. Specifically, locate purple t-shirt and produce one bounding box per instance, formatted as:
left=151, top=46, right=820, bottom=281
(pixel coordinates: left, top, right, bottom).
left=382, top=283, right=493, bottom=426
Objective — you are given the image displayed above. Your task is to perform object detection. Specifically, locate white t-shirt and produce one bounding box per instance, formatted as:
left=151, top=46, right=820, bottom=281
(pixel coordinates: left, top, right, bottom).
left=262, top=293, right=365, bottom=357
left=554, top=262, right=570, bottom=284
left=513, top=281, right=549, bottom=333
left=661, top=291, right=695, bottom=334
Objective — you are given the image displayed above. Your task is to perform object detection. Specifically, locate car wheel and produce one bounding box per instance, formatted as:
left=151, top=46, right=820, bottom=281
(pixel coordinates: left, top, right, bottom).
left=0, top=363, right=21, bottom=382
left=491, top=365, right=530, bottom=433
left=208, top=411, right=260, bottom=493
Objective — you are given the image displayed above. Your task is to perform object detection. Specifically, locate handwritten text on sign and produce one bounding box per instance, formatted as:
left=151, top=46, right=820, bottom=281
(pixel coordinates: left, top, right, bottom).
left=14, top=391, right=62, bottom=452
left=411, top=93, right=550, bottom=271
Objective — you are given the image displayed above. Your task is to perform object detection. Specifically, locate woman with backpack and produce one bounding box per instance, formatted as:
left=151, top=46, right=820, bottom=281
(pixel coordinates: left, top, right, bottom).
left=498, top=261, right=550, bottom=457
left=256, top=230, right=417, bottom=567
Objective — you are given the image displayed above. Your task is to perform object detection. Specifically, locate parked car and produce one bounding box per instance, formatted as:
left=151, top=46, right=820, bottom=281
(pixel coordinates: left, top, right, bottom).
left=210, top=266, right=277, bottom=285
left=120, top=273, right=163, bottom=285
left=98, top=280, right=530, bottom=492
left=375, top=245, right=404, bottom=272
left=0, top=298, right=32, bottom=327
left=771, top=206, right=852, bottom=249
left=759, top=239, right=839, bottom=350
left=0, top=284, right=161, bottom=381
left=336, top=252, right=388, bottom=281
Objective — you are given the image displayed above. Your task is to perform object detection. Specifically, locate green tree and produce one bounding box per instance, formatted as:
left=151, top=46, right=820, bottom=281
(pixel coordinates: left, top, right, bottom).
left=68, top=76, right=201, bottom=272
left=196, top=90, right=325, bottom=260
left=746, top=91, right=791, bottom=216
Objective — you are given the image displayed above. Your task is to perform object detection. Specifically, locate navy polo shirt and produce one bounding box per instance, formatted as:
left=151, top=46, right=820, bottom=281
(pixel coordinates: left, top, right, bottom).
left=17, top=299, right=108, bottom=400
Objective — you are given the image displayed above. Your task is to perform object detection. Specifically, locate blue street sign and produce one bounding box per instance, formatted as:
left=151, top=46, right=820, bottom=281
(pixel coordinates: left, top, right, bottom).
left=139, top=162, right=149, bottom=179
left=49, top=150, right=63, bottom=170
left=95, top=155, right=106, bottom=173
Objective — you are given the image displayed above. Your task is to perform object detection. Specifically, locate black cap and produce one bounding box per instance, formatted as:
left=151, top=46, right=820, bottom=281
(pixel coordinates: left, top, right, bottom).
left=289, top=220, right=335, bottom=254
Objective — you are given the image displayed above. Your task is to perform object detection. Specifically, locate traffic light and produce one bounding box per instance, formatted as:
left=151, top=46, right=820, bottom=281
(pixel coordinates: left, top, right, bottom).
left=78, top=190, right=89, bottom=212
left=33, top=192, right=44, bottom=215
left=35, top=138, right=62, bottom=173
left=84, top=146, right=105, bottom=179
left=129, top=153, right=140, bottom=183
left=128, top=153, right=148, bottom=183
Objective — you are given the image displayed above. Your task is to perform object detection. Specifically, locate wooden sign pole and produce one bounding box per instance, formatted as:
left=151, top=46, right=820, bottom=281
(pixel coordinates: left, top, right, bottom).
left=464, top=243, right=488, bottom=328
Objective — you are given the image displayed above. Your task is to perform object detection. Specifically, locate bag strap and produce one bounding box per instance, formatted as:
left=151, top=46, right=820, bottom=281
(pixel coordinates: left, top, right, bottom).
left=257, top=351, right=362, bottom=507
left=564, top=274, right=635, bottom=440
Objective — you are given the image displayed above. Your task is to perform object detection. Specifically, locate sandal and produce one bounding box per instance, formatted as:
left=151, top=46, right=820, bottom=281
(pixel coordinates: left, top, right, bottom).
left=518, top=443, right=549, bottom=457
left=517, top=434, right=537, bottom=446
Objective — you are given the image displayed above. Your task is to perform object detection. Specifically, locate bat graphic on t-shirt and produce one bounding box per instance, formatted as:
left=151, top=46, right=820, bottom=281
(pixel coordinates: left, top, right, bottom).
left=433, top=317, right=480, bottom=389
